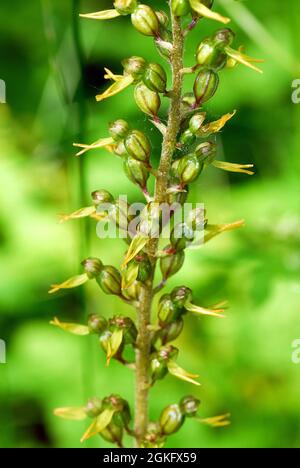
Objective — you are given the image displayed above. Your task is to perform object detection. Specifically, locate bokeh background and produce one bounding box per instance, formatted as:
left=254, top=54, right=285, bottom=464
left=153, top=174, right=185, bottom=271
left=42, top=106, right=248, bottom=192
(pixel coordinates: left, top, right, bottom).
left=0, top=0, right=300, bottom=448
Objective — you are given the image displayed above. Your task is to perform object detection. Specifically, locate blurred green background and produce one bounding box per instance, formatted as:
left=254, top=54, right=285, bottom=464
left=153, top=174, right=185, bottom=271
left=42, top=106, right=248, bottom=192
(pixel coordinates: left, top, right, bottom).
left=0, top=0, right=300, bottom=448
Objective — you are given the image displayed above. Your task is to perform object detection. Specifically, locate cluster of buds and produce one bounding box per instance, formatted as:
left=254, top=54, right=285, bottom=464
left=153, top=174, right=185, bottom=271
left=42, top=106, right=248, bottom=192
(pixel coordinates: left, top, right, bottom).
left=50, top=0, right=262, bottom=448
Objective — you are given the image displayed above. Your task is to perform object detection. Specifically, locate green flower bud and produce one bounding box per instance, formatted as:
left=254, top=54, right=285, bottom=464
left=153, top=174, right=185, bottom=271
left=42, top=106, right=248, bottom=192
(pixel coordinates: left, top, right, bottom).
left=160, top=249, right=185, bottom=280
left=92, top=190, right=114, bottom=206
left=150, top=356, right=168, bottom=382
left=155, top=29, right=173, bottom=60
left=213, top=28, right=235, bottom=48
left=159, top=404, right=184, bottom=435
left=85, top=397, right=102, bottom=418
left=155, top=10, right=169, bottom=27
left=135, top=253, right=152, bottom=283
left=109, top=119, right=130, bottom=141
left=196, top=38, right=227, bottom=71
left=122, top=56, right=147, bottom=80
left=100, top=422, right=123, bottom=445
left=170, top=285, right=192, bottom=308
left=193, top=68, right=219, bottom=105
left=96, top=266, right=122, bottom=296
left=114, top=0, right=138, bottom=15
left=134, top=83, right=161, bottom=117
left=81, top=257, right=103, bottom=279
left=172, top=153, right=203, bottom=185
left=160, top=318, right=184, bottom=345
left=179, top=129, right=196, bottom=147
left=158, top=294, right=180, bottom=325
left=88, top=314, right=108, bottom=334
left=189, top=112, right=206, bottom=134
left=170, top=222, right=194, bottom=251
left=171, top=0, right=191, bottom=17
left=195, top=141, right=217, bottom=164
left=131, top=4, right=160, bottom=37
left=143, top=63, right=167, bottom=93
left=141, top=423, right=166, bottom=448
left=123, top=155, right=150, bottom=189
left=180, top=395, right=200, bottom=417
left=122, top=280, right=142, bottom=302
left=124, top=130, right=151, bottom=163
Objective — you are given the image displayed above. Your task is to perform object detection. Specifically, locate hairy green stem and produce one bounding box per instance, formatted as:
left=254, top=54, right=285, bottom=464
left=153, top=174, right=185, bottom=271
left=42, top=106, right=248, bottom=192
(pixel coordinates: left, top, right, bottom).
left=134, top=11, right=184, bottom=447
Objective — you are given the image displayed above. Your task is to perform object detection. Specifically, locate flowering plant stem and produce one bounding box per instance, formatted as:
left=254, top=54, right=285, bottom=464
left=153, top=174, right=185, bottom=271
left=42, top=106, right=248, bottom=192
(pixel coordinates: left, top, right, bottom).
left=134, top=11, right=184, bottom=447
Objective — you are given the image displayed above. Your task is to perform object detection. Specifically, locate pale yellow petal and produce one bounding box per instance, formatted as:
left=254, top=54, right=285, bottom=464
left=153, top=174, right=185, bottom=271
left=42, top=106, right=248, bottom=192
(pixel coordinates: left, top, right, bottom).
left=58, top=206, right=96, bottom=223
left=96, top=75, right=134, bottom=102
left=167, top=360, right=201, bottom=386
left=225, top=46, right=263, bottom=73
left=80, top=409, right=115, bottom=442
left=121, top=234, right=148, bottom=270
left=50, top=317, right=90, bottom=336
left=189, top=0, right=230, bottom=24
left=212, top=160, right=254, bottom=175
left=54, top=406, right=87, bottom=421
left=73, top=137, right=114, bottom=157
left=48, top=273, right=89, bottom=294
left=79, top=10, right=121, bottom=20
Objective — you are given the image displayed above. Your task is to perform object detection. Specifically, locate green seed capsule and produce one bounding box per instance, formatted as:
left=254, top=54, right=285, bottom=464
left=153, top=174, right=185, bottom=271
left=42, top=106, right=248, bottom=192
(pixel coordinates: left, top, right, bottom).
left=88, top=314, right=107, bottom=334
left=170, top=222, right=195, bottom=251
left=109, top=119, right=130, bottom=141
left=81, top=257, right=103, bottom=279
left=160, top=249, right=185, bottom=280
left=123, top=155, right=150, bottom=189
left=189, top=112, right=207, bottom=134
left=131, top=4, right=160, bottom=37
left=96, top=266, right=122, bottom=296
left=143, top=63, right=167, bottom=93
left=180, top=395, right=201, bottom=417
left=195, top=141, right=217, bottom=164
left=155, top=29, right=173, bottom=60
left=161, top=318, right=184, bottom=345
left=122, top=56, right=147, bottom=80
left=92, top=189, right=114, bottom=206
left=159, top=404, right=184, bottom=435
left=135, top=254, right=152, bottom=283
left=150, top=356, right=168, bottom=382
left=173, top=153, right=203, bottom=185
left=170, top=286, right=193, bottom=308
left=193, top=68, right=219, bottom=105
left=134, top=83, right=161, bottom=117
left=122, top=280, right=142, bottom=302
left=124, top=130, right=151, bottom=163
left=85, top=397, right=103, bottom=418
left=158, top=294, right=180, bottom=325
left=196, top=38, right=227, bottom=71
left=213, top=28, right=235, bottom=48
left=114, top=0, right=137, bottom=15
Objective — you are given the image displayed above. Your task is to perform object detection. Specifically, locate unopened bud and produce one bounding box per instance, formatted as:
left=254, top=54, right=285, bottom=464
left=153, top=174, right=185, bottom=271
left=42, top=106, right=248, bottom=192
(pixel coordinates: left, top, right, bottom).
left=189, top=112, right=207, bottom=134
left=179, top=129, right=196, bottom=146
left=180, top=395, right=200, bottom=417
left=158, top=294, right=180, bottom=325
left=122, top=56, right=147, bottom=80
left=123, top=156, right=150, bottom=189
left=160, top=318, right=184, bottom=345
left=160, top=249, right=185, bottom=280
left=155, top=10, right=169, bottom=27
left=171, top=0, right=191, bottom=17
left=113, top=0, right=137, bottom=15
left=195, top=141, right=217, bottom=164
left=96, top=266, right=122, bottom=296
left=122, top=280, right=142, bottom=302
left=193, top=68, right=219, bottom=105
left=170, top=286, right=192, bottom=308
left=124, top=130, right=151, bottom=163
left=159, top=404, right=184, bottom=435
left=88, top=314, right=107, bottom=334
left=134, top=83, right=161, bottom=117
left=92, top=190, right=114, bottom=206
left=131, top=4, right=160, bottom=37
left=81, top=257, right=103, bottom=279
left=109, top=119, right=130, bottom=141
left=213, top=28, right=235, bottom=48
left=143, top=63, right=167, bottom=93
left=172, top=153, right=203, bottom=185
left=196, top=38, right=227, bottom=71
